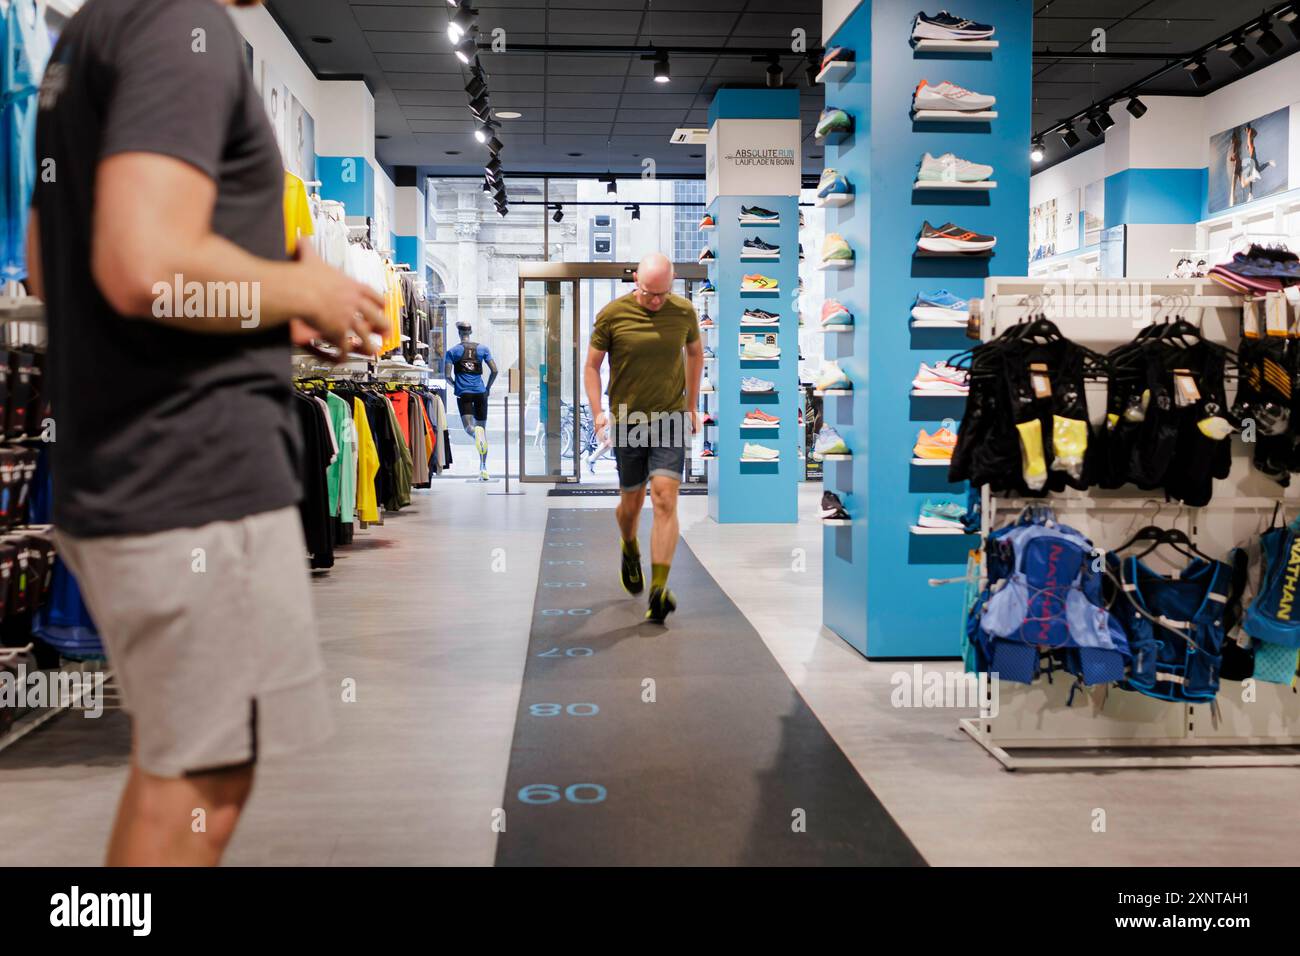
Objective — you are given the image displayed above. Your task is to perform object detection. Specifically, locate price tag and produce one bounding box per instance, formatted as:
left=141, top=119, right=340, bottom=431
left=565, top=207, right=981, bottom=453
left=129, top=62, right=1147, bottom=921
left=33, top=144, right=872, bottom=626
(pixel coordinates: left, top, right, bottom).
left=1242, top=296, right=1260, bottom=339
left=1173, top=368, right=1201, bottom=407
left=1029, top=362, right=1051, bottom=399
left=1265, top=291, right=1289, bottom=337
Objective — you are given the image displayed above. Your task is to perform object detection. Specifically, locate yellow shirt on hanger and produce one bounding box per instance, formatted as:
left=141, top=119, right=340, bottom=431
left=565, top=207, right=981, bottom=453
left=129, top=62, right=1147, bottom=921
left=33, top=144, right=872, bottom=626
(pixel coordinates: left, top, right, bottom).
left=283, top=171, right=315, bottom=256
left=353, top=397, right=381, bottom=523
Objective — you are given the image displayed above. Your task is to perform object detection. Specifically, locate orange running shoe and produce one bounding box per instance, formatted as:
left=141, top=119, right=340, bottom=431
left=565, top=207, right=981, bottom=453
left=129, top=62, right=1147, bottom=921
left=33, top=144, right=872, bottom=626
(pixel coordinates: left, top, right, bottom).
left=741, top=273, right=780, bottom=291
left=913, top=426, right=957, bottom=460
left=699, top=213, right=716, bottom=230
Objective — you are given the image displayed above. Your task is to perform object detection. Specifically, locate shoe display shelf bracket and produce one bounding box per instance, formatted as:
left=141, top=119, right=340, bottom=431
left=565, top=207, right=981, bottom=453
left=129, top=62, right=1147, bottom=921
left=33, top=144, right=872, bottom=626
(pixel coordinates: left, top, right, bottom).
left=817, top=325, right=854, bottom=333
left=816, top=192, right=854, bottom=208
left=912, top=109, right=998, bottom=122
left=913, top=180, right=997, bottom=191
left=909, top=524, right=972, bottom=535
left=816, top=59, right=855, bottom=84
left=817, top=259, right=854, bottom=271
left=912, top=39, right=999, bottom=52
left=911, top=317, right=969, bottom=328
left=912, top=457, right=950, bottom=466
left=814, top=388, right=853, bottom=397
left=966, top=276, right=1300, bottom=770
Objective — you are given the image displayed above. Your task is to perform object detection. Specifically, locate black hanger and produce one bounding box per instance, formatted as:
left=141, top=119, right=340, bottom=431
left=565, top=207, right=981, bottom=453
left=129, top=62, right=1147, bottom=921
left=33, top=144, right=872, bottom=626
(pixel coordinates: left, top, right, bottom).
left=1114, top=524, right=1215, bottom=563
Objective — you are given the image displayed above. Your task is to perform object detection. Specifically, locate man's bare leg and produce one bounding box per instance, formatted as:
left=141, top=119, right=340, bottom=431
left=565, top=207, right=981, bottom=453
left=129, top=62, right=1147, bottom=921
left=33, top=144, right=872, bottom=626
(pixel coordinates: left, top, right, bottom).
left=646, top=475, right=680, bottom=623
left=617, top=486, right=647, bottom=594
left=107, top=758, right=254, bottom=866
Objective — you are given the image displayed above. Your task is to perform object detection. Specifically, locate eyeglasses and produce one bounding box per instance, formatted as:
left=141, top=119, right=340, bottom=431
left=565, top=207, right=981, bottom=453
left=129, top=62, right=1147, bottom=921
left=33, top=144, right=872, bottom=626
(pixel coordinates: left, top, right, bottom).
left=636, top=283, right=672, bottom=299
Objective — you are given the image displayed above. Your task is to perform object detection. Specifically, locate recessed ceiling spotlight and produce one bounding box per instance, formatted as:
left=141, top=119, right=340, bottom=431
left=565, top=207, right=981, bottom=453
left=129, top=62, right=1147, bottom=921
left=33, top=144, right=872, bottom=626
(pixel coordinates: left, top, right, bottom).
left=689, top=152, right=703, bottom=158
left=446, top=150, right=461, bottom=155
left=310, top=36, right=333, bottom=44
left=1030, top=139, right=1045, bottom=163
left=567, top=152, right=583, bottom=157
left=496, top=111, right=523, bottom=119
left=377, top=134, right=391, bottom=140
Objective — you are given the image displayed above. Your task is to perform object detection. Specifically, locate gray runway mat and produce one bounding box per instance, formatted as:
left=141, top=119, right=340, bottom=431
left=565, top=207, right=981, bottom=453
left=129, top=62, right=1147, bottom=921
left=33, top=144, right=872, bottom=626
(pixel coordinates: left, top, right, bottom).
left=494, top=508, right=926, bottom=866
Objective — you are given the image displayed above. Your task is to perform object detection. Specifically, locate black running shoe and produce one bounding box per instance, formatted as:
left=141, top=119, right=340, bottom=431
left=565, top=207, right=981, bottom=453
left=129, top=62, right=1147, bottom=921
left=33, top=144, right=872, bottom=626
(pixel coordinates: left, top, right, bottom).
left=621, top=548, right=644, bottom=595
left=645, top=586, right=677, bottom=624
left=821, top=490, right=850, bottom=520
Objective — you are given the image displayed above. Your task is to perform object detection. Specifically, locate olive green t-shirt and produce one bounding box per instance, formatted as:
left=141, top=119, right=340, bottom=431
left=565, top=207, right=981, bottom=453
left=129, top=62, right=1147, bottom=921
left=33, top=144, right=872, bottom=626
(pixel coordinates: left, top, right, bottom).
left=591, top=292, right=700, bottom=418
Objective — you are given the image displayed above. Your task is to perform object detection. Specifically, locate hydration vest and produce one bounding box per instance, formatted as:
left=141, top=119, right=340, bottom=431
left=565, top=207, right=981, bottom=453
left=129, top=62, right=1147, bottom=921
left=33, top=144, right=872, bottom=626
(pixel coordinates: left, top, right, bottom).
left=970, top=516, right=1129, bottom=686
left=454, top=342, right=483, bottom=377
left=1243, top=524, right=1300, bottom=649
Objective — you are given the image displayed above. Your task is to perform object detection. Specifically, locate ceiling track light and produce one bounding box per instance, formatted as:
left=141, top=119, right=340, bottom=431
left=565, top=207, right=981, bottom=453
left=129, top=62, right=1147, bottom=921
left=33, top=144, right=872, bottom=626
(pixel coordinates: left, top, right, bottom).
left=1096, top=107, right=1116, bottom=132
left=1229, top=38, right=1256, bottom=69
left=647, top=49, right=670, bottom=84
left=764, top=55, right=783, bottom=88
left=454, top=35, right=478, bottom=64
left=1186, top=59, right=1212, bottom=88
left=487, top=136, right=504, bottom=156
left=465, top=70, right=487, bottom=100
left=552, top=205, right=564, bottom=223
left=1255, top=15, right=1285, bottom=55
left=1286, top=8, right=1300, bottom=40
left=1126, top=96, right=1147, bottom=119
left=1085, top=112, right=1104, bottom=138
left=469, top=94, right=490, bottom=119
left=475, top=121, right=495, bottom=143
left=448, top=5, right=478, bottom=42
left=1061, top=123, right=1080, bottom=148
left=1030, top=139, right=1045, bottom=163
left=804, top=54, right=818, bottom=87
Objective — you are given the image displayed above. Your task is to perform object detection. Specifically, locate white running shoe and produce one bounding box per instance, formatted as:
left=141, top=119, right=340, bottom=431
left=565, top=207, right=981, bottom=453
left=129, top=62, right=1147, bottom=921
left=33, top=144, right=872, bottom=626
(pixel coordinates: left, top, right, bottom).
left=917, top=152, right=994, bottom=183
left=913, top=80, right=996, bottom=112
left=741, top=442, right=780, bottom=461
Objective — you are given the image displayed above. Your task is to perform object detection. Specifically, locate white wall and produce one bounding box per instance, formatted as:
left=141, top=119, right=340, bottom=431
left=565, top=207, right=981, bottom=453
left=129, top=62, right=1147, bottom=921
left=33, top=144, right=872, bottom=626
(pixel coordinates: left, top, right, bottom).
left=1030, top=144, right=1104, bottom=206
left=823, top=0, right=860, bottom=44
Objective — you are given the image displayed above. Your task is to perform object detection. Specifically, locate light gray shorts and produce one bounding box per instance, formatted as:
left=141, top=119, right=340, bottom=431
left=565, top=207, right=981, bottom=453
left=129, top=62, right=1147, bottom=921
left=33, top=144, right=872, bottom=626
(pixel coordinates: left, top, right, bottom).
left=54, top=506, right=333, bottom=778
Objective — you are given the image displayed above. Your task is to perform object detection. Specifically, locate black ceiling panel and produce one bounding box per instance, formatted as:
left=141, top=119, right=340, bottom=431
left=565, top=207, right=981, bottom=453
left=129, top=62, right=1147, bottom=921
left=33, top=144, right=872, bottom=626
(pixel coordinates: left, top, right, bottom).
left=264, top=0, right=1300, bottom=177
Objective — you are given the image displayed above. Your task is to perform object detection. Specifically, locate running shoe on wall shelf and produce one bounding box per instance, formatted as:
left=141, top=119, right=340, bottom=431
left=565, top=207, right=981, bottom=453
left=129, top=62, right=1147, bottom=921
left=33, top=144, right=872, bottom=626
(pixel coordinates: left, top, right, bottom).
left=816, top=107, right=853, bottom=139
left=912, top=11, right=995, bottom=41
left=699, top=213, right=715, bottom=230
left=743, top=408, right=780, bottom=427
left=741, top=442, right=780, bottom=462
left=821, top=299, right=853, bottom=328
left=739, top=205, right=780, bottom=225
left=741, top=274, right=779, bottom=292
left=741, top=376, right=777, bottom=395
left=742, top=237, right=781, bottom=259
left=916, top=221, right=996, bottom=254
left=916, top=152, right=994, bottom=184
left=911, top=290, right=969, bottom=323
left=742, top=308, right=781, bottom=325
left=912, top=80, right=996, bottom=112
left=913, top=426, right=957, bottom=462
left=912, top=362, right=970, bottom=395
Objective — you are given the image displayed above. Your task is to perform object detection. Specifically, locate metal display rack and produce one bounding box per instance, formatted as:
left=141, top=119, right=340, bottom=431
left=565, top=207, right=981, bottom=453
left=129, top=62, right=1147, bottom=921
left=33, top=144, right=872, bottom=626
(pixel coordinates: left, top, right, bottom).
left=959, top=277, right=1300, bottom=770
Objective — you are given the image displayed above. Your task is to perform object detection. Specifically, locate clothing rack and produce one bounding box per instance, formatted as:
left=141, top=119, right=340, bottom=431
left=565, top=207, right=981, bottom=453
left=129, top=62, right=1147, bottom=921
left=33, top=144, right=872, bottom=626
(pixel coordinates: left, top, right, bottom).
left=960, top=277, right=1300, bottom=771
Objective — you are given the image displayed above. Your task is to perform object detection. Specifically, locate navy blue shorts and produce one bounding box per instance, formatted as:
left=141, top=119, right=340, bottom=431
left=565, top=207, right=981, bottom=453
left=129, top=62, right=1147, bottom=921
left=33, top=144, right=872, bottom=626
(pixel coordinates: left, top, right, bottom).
left=612, top=415, right=689, bottom=492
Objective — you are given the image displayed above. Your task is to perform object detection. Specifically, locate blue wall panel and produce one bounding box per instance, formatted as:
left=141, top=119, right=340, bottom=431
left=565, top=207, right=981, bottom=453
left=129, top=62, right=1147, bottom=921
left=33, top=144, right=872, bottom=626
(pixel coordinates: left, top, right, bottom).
left=316, top=155, right=374, bottom=217
left=1104, top=167, right=1204, bottom=227
left=821, top=0, right=1032, bottom=659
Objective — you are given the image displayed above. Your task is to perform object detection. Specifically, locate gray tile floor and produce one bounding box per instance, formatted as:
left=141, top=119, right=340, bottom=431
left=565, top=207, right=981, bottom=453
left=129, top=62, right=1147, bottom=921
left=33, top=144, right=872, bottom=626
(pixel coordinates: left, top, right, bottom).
left=1, top=480, right=1297, bottom=866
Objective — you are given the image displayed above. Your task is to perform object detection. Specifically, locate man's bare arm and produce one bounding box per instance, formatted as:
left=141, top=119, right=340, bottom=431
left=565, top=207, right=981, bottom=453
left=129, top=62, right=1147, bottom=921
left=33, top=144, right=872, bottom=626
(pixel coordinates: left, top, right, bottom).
left=91, top=152, right=387, bottom=350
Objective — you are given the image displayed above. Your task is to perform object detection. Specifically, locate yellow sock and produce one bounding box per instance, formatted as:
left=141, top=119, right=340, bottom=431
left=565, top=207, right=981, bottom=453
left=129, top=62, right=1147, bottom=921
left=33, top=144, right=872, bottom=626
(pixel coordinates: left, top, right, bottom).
left=622, top=537, right=639, bottom=558
left=651, top=563, right=670, bottom=590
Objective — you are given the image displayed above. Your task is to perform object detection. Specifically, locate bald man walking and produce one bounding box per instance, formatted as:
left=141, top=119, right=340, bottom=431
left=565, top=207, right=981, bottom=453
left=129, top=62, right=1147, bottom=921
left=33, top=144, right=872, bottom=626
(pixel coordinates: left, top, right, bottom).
left=584, top=253, right=704, bottom=623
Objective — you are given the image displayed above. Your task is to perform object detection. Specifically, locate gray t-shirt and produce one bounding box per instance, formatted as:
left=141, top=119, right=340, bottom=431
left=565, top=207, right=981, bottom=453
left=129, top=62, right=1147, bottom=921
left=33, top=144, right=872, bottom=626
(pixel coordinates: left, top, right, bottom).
left=34, top=0, right=300, bottom=537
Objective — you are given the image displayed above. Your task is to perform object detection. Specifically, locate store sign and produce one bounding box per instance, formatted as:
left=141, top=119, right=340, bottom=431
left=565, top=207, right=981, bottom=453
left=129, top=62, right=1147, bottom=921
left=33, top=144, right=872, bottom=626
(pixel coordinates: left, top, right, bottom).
left=706, top=119, right=801, bottom=202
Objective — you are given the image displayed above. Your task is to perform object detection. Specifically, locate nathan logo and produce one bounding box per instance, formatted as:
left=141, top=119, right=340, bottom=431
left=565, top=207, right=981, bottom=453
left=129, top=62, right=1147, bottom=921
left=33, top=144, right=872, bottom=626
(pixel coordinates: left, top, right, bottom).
left=1276, top=537, right=1300, bottom=620
left=724, top=147, right=797, bottom=168
left=50, top=886, right=151, bottom=936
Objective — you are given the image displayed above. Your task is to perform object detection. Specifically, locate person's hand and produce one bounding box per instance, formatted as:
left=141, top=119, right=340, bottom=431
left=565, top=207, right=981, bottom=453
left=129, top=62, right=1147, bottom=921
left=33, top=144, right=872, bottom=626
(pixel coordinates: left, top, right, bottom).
left=594, top=410, right=610, bottom=445
left=688, top=409, right=701, bottom=435
left=295, top=243, right=389, bottom=355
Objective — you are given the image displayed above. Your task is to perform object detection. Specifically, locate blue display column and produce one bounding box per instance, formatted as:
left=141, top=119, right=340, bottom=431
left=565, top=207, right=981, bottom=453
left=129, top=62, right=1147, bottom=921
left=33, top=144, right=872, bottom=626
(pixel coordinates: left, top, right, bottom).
left=820, top=0, right=1031, bottom=658
left=704, top=90, right=802, bottom=524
